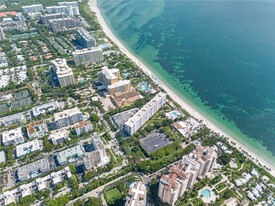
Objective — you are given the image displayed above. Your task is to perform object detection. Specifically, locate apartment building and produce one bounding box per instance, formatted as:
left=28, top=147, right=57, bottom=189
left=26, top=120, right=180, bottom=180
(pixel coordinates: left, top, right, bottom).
left=0, top=112, right=25, bottom=127
left=22, top=4, right=44, bottom=14
left=2, top=127, right=25, bottom=146
left=49, top=16, right=82, bottom=32
left=98, top=67, right=121, bottom=86
left=77, top=27, right=96, bottom=48
left=73, top=47, right=103, bottom=65
left=51, top=107, right=83, bottom=129
left=26, top=120, right=48, bottom=139
left=31, top=101, right=60, bottom=117
left=84, top=139, right=107, bottom=170
left=107, top=80, right=131, bottom=95
left=46, top=1, right=79, bottom=16
left=49, top=129, right=70, bottom=145
left=74, top=120, right=93, bottom=136
left=158, top=146, right=217, bottom=205
left=192, top=146, right=217, bottom=177
left=124, top=92, right=167, bottom=135
left=51, top=58, right=75, bottom=87
left=125, top=182, right=147, bottom=206
left=17, top=158, right=50, bottom=181
left=16, top=139, right=43, bottom=157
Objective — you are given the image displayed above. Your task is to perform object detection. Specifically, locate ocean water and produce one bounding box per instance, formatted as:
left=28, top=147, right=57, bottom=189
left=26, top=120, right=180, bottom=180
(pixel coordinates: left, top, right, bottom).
left=98, top=0, right=275, bottom=165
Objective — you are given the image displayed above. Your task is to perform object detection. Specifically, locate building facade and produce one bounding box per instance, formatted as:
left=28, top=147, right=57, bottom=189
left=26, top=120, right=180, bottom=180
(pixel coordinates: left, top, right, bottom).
left=51, top=58, right=75, bottom=88
left=0, top=27, right=5, bottom=41
left=2, top=127, right=25, bottom=146
left=98, top=67, right=121, bottom=86
left=74, top=120, right=93, bottom=136
left=51, top=107, right=83, bottom=130
left=49, top=16, right=82, bottom=32
left=46, top=2, right=79, bottom=16
left=26, top=120, right=48, bottom=139
left=77, top=27, right=96, bottom=48
left=107, top=80, right=131, bottom=95
left=73, top=47, right=103, bottom=65
left=49, top=129, right=69, bottom=145
left=22, top=4, right=44, bottom=14
left=158, top=147, right=217, bottom=205
left=191, top=146, right=217, bottom=177
left=124, top=92, right=167, bottom=135
left=84, top=139, right=107, bottom=170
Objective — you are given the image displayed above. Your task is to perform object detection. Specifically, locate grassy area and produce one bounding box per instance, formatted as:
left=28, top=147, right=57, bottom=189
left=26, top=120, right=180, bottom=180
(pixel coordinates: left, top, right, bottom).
left=215, top=182, right=227, bottom=192
left=105, top=188, right=122, bottom=204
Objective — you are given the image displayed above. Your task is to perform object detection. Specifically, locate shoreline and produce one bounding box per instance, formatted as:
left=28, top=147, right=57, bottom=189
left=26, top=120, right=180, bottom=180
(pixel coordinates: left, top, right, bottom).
left=89, top=0, right=275, bottom=177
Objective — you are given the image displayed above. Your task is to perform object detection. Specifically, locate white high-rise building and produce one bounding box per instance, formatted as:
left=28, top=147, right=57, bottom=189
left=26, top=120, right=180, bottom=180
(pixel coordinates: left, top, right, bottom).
left=51, top=58, right=75, bottom=87
left=46, top=1, right=79, bottom=16
left=22, top=4, right=44, bottom=14
left=98, top=67, right=121, bottom=86
left=2, top=127, right=25, bottom=146
left=0, top=27, right=5, bottom=41
left=125, top=182, right=147, bottom=206
left=124, top=92, right=166, bottom=135
left=58, top=2, right=80, bottom=15
left=77, top=27, right=96, bottom=48
left=73, top=47, right=103, bottom=65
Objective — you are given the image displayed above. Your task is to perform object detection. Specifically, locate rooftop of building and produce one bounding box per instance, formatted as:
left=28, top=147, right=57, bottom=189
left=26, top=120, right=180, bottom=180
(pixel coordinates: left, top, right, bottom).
left=49, top=129, right=69, bottom=141
left=51, top=58, right=73, bottom=77
left=112, top=90, right=140, bottom=103
left=126, top=182, right=147, bottom=206
left=194, top=145, right=216, bottom=162
left=2, top=127, right=23, bottom=141
left=56, top=144, right=85, bottom=164
left=17, top=158, right=50, bottom=181
left=112, top=108, right=139, bottom=127
left=107, top=80, right=131, bottom=89
left=73, top=47, right=102, bottom=54
left=125, top=92, right=166, bottom=126
left=99, top=67, right=120, bottom=80
left=74, top=120, right=92, bottom=129
left=54, top=107, right=81, bottom=120
left=26, top=120, right=46, bottom=135
left=16, top=139, right=42, bottom=156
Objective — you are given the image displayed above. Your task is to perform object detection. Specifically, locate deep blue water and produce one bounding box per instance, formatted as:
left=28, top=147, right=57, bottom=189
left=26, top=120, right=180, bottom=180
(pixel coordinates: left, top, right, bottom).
left=98, top=0, right=275, bottom=162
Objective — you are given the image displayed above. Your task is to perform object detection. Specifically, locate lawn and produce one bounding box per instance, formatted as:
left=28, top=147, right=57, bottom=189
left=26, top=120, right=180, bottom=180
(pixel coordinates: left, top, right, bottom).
left=105, top=188, right=122, bottom=204
left=215, top=182, right=227, bottom=192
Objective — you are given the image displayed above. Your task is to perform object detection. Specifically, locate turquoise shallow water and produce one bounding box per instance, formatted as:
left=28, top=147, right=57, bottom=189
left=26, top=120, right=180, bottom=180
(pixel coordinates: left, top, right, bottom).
left=98, top=0, right=275, bottom=166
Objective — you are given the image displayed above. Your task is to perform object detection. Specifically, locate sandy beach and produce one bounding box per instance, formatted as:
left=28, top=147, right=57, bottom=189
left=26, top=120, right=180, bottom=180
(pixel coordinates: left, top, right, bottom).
left=89, top=0, right=275, bottom=177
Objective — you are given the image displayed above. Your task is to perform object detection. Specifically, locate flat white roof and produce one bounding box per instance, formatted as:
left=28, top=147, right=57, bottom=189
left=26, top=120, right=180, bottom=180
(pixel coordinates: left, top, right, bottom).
left=108, top=80, right=130, bottom=89
left=54, top=107, right=81, bottom=121
left=2, top=127, right=23, bottom=143
left=73, top=47, right=102, bottom=54
left=49, top=129, right=69, bottom=141
left=16, top=139, right=42, bottom=157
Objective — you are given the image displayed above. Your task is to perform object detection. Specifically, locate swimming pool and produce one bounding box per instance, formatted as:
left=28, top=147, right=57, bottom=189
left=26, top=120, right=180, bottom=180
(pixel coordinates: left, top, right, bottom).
left=171, top=111, right=179, bottom=119
left=139, top=82, right=150, bottom=92
left=201, top=189, right=211, bottom=198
